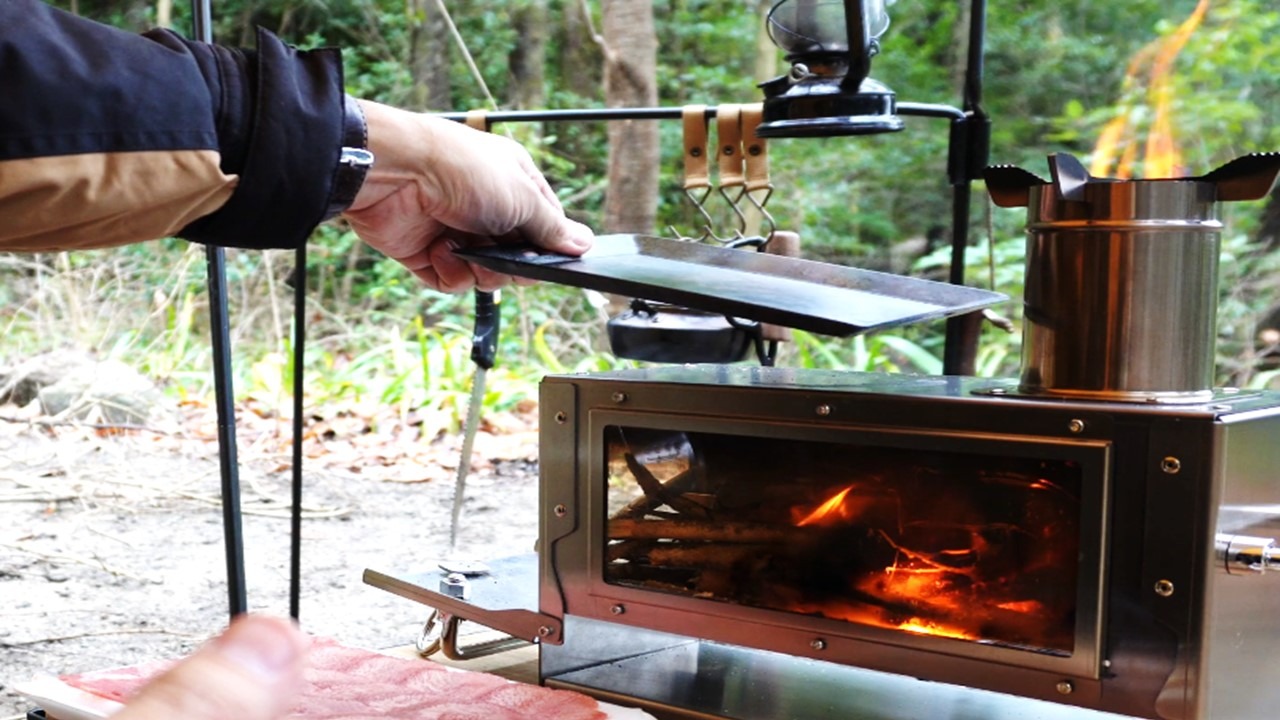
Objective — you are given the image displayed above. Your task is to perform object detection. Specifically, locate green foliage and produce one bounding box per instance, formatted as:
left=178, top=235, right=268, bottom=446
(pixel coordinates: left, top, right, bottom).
left=787, top=330, right=943, bottom=375
left=10, top=0, right=1280, bottom=408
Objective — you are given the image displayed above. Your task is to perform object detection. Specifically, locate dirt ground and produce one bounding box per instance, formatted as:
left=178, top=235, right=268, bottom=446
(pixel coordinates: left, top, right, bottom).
left=0, top=405, right=542, bottom=718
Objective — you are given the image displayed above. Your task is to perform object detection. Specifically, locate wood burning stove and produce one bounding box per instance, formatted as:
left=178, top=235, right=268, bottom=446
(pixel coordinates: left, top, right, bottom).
left=529, top=367, right=1280, bottom=720
left=367, top=364, right=1280, bottom=719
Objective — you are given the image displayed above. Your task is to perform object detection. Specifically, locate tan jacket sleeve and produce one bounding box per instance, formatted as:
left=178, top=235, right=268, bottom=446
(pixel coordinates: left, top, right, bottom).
left=0, top=152, right=236, bottom=251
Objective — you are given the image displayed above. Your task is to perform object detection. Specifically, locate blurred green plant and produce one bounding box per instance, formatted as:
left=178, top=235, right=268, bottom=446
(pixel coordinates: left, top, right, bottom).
left=5, top=0, right=1278, bottom=420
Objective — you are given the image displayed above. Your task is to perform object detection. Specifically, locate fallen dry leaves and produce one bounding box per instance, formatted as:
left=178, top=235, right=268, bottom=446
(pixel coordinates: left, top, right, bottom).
left=179, top=396, right=540, bottom=483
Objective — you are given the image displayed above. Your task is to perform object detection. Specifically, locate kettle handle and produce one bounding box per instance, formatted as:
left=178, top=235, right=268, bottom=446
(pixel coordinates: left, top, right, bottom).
left=1197, top=152, right=1280, bottom=202
left=982, top=165, right=1048, bottom=208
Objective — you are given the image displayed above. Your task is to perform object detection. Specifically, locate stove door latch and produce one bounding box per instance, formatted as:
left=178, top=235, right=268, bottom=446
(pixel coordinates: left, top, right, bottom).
left=1216, top=533, right=1280, bottom=575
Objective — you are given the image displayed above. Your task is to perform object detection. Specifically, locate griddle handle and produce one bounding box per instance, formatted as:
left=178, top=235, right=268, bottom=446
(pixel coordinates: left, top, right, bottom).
left=471, top=290, right=499, bottom=370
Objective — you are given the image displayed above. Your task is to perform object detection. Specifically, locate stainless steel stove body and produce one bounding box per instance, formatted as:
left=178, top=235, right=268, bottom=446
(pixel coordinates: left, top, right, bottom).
left=535, top=366, right=1280, bottom=720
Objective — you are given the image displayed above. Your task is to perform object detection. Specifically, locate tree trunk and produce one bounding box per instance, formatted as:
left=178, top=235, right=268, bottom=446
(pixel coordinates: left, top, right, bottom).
left=602, top=0, right=659, bottom=235
left=755, top=0, right=781, bottom=85
left=554, top=0, right=604, bottom=167
left=561, top=0, right=602, bottom=100
left=509, top=0, right=548, bottom=111
left=408, top=0, right=453, bottom=111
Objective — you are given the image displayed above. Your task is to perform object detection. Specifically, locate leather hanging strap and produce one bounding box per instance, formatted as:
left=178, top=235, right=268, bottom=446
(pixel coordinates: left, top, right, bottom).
left=464, top=110, right=489, bottom=132
left=715, top=104, right=745, bottom=190
left=740, top=103, right=770, bottom=193
left=681, top=104, right=711, bottom=191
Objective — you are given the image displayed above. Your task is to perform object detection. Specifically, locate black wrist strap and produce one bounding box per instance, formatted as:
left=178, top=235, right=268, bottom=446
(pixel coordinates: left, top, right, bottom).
left=324, top=95, right=375, bottom=221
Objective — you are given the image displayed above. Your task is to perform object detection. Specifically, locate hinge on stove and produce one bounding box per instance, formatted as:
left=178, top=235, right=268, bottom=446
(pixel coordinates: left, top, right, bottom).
left=363, top=557, right=563, bottom=649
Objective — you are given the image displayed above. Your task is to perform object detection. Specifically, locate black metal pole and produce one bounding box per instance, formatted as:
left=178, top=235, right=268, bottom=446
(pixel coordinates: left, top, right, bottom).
left=290, top=246, right=306, bottom=621
left=431, top=102, right=963, bottom=126
left=964, top=0, right=988, bottom=112
left=840, top=0, right=871, bottom=90
left=192, top=0, right=248, bottom=620
left=942, top=0, right=990, bottom=376
left=942, top=181, right=974, bottom=374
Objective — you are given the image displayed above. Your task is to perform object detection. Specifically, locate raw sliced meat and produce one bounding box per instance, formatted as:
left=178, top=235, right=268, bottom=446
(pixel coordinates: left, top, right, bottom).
left=484, top=682, right=605, bottom=718
left=60, top=637, right=607, bottom=720
left=60, top=660, right=173, bottom=703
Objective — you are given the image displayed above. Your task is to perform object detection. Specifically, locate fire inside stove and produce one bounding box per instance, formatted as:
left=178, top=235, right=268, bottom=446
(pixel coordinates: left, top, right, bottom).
left=604, top=427, right=1081, bottom=655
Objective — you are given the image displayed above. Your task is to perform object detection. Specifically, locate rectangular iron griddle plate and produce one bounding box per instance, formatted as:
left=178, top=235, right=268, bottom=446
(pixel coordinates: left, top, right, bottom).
left=457, top=234, right=1005, bottom=337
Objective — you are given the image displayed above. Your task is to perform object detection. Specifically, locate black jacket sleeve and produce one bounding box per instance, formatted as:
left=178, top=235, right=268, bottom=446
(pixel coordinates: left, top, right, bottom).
left=0, top=0, right=345, bottom=250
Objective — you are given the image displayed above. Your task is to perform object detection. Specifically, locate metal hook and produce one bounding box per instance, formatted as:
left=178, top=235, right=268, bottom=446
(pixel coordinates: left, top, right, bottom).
left=669, top=186, right=716, bottom=242
left=711, top=184, right=749, bottom=243
left=745, top=185, right=778, bottom=243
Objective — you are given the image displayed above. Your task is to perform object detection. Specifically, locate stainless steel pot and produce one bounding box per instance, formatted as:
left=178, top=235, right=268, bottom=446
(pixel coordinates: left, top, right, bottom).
left=985, top=153, right=1280, bottom=402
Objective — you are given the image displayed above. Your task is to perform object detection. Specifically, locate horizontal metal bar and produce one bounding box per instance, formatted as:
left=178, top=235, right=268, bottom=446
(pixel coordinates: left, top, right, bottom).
left=434, top=102, right=967, bottom=126
left=897, top=102, right=968, bottom=120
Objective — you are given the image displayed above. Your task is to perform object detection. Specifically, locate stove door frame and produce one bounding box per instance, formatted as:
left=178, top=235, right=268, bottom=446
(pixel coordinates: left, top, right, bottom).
left=550, top=401, right=1112, bottom=686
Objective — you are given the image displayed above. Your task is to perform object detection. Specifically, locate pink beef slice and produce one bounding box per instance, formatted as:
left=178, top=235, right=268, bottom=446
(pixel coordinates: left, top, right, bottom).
left=61, top=660, right=174, bottom=703
left=62, top=637, right=607, bottom=720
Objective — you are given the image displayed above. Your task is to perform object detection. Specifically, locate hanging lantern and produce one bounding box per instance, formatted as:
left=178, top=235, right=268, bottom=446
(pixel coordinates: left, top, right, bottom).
left=757, top=0, right=904, bottom=137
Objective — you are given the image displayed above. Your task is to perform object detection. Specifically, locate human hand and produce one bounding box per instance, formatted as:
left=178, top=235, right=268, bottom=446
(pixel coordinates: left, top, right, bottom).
left=112, top=615, right=308, bottom=720
left=344, top=100, right=594, bottom=293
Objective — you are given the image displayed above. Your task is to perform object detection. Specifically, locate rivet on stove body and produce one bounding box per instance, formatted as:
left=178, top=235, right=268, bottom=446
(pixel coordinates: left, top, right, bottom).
left=1068, top=419, right=1086, bottom=434
left=815, top=404, right=832, bottom=417
left=538, top=625, right=553, bottom=637
left=810, top=638, right=827, bottom=651
left=554, top=411, right=568, bottom=424
left=1154, top=579, right=1175, bottom=597
left=610, top=604, right=626, bottom=615
left=553, top=504, right=568, bottom=518
left=1161, top=457, right=1181, bottom=475
left=611, top=392, right=628, bottom=404
left=1056, top=681, right=1074, bottom=695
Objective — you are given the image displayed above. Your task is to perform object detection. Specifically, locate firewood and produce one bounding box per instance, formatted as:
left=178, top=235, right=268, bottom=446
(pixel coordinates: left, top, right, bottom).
left=605, top=560, right=697, bottom=592
left=623, top=453, right=710, bottom=518
left=607, top=517, right=803, bottom=544
left=606, top=539, right=658, bottom=563
left=611, top=466, right=697, bottom=519
left=618, top=542, right=774, bottom=570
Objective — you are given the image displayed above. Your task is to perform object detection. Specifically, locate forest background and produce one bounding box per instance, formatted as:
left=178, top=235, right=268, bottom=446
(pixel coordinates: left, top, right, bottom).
left=4, top=0, right=1280, bottom=429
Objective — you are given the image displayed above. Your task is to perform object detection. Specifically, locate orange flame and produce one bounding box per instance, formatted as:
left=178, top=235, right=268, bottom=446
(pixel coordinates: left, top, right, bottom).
left=1090, top=0, right=1210, bottom=179
left=897, top=619, right=976, bottom=641
left=795, top=485, right=854, bottom=526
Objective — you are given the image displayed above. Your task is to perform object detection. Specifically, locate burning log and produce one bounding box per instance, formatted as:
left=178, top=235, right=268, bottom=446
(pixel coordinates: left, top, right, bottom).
left=609, top=540, right=774, bottom=569
left=608, top=517, right=804, bottom=544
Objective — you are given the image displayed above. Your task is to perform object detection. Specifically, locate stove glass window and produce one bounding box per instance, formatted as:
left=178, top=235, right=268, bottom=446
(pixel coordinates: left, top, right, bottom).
left=603, top=426, right=1082, bottom=655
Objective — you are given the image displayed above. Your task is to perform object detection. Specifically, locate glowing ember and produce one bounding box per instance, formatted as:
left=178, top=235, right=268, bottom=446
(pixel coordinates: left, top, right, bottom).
left=997, top=600, right=1046, bottom=614
left=794, top=485, right=854, bottom=526
left=897, top=619, right=975, bottom=641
